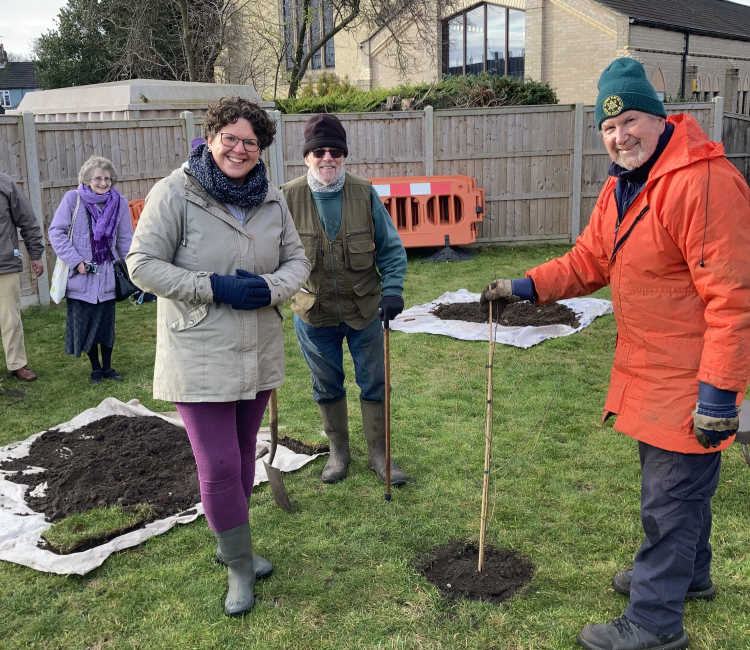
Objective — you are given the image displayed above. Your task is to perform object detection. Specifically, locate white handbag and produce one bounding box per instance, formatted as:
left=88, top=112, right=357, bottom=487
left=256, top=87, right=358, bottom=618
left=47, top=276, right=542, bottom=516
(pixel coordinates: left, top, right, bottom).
left=49, top=193, right=80, bottom=304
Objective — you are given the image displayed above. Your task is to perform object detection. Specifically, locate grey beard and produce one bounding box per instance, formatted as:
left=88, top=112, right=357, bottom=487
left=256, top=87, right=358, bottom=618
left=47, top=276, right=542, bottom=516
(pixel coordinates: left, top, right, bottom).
left=307, top=165, right=346, bottom=193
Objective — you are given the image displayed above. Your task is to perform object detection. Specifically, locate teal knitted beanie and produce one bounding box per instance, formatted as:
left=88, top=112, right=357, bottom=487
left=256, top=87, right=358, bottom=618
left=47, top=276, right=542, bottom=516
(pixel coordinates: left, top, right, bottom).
left=595, top=58, right=666, bottom=129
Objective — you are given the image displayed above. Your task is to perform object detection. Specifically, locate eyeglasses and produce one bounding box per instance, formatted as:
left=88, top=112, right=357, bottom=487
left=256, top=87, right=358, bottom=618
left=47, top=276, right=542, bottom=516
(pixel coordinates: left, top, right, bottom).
left=311, top=148, right=345, bottom=159
left=219, top=132, right=260, bottom=153
left=90, top=176, right=112, bottom=184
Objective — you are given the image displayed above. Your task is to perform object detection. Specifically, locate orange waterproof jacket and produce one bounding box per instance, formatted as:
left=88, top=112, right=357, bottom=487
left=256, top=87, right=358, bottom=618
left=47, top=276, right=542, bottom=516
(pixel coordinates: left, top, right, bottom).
left=528, top=114, right=750, bottom=453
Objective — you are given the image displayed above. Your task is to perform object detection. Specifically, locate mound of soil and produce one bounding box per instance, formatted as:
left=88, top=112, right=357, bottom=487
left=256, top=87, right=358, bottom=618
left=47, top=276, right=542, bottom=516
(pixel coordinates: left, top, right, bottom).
left=416, top=541, right=534, bottom=603
left=1, top=415, right=200, bottom=524
left=0, top=415, right=318, bottom=552
left=432, top=300, right=579, bottom=328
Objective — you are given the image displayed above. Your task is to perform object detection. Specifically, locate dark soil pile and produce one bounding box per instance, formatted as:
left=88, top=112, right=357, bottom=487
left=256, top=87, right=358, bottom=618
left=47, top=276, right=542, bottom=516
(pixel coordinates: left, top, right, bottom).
left=0, top=415, right=200, bottom=524
left=416, top=541, right=534, bottom=603
left=432, top=300, right=579, bottom=328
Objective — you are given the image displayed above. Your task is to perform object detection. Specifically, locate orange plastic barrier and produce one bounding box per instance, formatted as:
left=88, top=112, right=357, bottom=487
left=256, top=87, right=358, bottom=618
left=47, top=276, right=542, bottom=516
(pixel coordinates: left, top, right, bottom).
left=369, top=175, right=484, bottom=248
left=128, top=199, right=145, bottom=230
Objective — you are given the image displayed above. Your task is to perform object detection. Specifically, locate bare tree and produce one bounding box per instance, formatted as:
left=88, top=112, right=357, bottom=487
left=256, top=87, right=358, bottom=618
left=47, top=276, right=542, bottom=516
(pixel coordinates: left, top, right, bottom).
left=223, top=0, right=455, bottom=99
left=107, top=0, right=251, bottom=82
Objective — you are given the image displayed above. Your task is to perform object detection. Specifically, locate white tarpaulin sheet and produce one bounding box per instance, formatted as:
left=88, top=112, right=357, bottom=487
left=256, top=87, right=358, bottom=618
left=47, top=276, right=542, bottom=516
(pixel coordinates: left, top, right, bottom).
left=390, top=289, right=613, bottom=348
left=0, top=397, right=322, bottom=575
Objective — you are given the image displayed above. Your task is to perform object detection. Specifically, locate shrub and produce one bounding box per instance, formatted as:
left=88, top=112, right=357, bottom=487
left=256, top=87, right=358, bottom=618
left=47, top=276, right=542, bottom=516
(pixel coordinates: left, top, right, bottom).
left=276, top=73, right=558, bottom=113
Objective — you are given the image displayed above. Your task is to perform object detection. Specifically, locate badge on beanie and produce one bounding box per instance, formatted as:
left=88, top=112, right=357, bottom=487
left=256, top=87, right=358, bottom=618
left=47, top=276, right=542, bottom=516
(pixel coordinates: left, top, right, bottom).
left=602, top=95, right=624, bottom=117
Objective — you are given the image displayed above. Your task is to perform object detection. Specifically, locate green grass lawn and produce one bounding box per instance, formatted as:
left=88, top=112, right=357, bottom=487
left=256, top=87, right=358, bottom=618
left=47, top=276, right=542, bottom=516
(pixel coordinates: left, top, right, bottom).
left=1, top=244, right=748, bottom=649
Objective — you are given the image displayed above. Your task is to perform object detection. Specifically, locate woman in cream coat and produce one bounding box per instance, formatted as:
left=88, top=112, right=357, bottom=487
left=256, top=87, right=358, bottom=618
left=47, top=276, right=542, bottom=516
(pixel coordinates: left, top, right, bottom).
left=126, top=97, right=309, bottom=617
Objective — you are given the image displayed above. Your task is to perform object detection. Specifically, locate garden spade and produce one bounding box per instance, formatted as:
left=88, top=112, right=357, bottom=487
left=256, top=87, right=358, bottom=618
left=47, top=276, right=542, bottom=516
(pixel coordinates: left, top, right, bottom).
left=263, top=390, right=294, bottom=512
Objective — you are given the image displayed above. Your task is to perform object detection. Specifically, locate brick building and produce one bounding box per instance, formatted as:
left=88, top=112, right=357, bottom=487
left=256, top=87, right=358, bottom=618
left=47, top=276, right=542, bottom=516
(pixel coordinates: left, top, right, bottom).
left=238, top=0, right=750, bottom=112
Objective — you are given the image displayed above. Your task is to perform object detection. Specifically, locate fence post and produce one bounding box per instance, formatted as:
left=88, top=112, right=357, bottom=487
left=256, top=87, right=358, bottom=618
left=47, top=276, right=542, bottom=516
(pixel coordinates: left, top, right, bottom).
left=181, top=110, right=197, bottom=157
left=22, top=112, right=50, bottom=306
left=267, top=110, right=284, bottom=186
left=711, top=96, right=725, bottom=142
left=424, top=105, right=434, bottom=176
left=570, top=103, right=585, bottom=242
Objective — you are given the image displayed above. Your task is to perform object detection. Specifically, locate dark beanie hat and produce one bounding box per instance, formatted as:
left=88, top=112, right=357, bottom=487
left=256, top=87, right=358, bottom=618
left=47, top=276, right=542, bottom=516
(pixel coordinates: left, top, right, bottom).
left=303, top=114, right=348, bottom=157
left=595, top=58, right=666, bottom=129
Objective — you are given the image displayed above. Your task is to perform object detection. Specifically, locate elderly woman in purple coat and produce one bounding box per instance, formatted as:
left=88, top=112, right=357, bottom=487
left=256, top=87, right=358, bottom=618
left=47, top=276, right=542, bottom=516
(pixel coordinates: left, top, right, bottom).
left=49, top=155, right=133, bottom=383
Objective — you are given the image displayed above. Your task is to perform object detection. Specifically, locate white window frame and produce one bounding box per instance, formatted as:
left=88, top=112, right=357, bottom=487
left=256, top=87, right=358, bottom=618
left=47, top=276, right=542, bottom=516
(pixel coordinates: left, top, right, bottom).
left=0, top=90, right=11, bottom=108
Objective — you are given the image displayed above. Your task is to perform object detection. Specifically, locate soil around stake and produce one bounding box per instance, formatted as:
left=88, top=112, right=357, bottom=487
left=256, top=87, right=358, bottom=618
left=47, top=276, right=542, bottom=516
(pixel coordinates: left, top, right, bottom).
left=416, top=541, right=535, bottom=603
left=431, top=300, right=580, bottom=328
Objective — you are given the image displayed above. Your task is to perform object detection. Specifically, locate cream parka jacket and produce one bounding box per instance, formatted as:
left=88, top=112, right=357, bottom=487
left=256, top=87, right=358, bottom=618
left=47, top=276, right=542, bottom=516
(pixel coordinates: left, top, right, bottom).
left=528, top=114, right=750, bottom=454
left=126, top=166, right=310, bottom=402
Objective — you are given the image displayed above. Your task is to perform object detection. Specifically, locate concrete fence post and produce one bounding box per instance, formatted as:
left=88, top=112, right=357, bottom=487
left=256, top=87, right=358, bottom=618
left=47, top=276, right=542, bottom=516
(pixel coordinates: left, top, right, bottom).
left=22, top=112, right=50, bottom=306
left=711, top=95, right=725, bottom=143
left=424, top=105, right=434, bottom=176
left=570, top=103, right=585, bottom=242
left=180, top=111, right=197, bottom=157
left=267, top=110, right=284, bottom=186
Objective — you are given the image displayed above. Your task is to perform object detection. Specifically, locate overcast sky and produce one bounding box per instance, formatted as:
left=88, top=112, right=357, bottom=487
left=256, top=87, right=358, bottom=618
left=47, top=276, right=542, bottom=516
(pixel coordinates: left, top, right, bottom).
left=3, top=0, right=750, bottom=59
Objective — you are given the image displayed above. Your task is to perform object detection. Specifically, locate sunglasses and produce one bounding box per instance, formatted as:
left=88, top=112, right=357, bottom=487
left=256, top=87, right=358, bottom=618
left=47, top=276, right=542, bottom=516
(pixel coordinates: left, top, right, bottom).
left=311, top=148, right=345, bottom=159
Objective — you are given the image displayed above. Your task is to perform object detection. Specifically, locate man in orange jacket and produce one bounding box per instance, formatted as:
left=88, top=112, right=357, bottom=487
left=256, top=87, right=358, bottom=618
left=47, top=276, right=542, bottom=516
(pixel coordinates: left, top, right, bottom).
left=482, top=58, right=750, bottom=650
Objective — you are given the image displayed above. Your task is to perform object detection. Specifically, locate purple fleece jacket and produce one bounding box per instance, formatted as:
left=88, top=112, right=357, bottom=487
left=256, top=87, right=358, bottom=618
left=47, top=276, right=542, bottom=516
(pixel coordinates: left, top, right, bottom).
left=48, top=189, right=133, bottom=303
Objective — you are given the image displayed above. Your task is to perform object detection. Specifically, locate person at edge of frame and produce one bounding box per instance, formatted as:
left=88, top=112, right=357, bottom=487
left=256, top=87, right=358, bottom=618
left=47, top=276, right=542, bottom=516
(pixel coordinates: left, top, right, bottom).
left=480, top=57, right=750, bottom=650
left=0, top=172, right=44, bottom=381
left=282, top=113, right=410, bottom=486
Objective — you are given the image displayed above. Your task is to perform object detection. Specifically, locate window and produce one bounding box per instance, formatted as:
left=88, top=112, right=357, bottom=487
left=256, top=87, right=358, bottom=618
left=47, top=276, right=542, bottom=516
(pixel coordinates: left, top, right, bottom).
left=0, top=90, right=10, bottom=108
left=442, top=3, right=525, bottom=77
left=282, top=0, right=335, bottom=71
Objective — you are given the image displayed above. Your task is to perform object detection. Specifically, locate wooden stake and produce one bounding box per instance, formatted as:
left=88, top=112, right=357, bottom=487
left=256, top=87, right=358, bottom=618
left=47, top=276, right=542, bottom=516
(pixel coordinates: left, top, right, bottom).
left=478, top=300, right=495, bottom=572
left=384, top=324, right=391, bottom=502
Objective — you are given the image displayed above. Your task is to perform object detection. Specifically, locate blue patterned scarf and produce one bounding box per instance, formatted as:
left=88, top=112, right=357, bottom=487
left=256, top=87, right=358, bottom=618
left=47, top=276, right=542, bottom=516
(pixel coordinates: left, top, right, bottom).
left=189, top=143, right=268, bottom=209
left=77, top=184, right=122, bottom=265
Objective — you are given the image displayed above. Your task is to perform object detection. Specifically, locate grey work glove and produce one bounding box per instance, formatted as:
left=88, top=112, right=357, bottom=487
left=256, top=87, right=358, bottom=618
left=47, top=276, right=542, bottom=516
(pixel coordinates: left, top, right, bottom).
left=480, top=278, right=512, bottom=305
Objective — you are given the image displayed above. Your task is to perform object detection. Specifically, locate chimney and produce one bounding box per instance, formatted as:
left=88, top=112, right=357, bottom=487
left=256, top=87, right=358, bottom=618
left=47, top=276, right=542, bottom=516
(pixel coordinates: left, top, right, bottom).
left=0, top=44, right=7, bottom=67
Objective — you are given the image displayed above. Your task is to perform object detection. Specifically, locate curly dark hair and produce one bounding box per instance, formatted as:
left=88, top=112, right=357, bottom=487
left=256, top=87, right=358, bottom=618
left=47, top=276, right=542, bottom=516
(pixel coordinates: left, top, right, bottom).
left=203, top=97, right=276, bottom=151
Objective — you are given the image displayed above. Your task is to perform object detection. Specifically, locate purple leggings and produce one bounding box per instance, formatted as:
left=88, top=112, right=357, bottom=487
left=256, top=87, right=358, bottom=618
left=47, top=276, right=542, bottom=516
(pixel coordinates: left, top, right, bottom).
left=176, top=391, right=271, bottom=533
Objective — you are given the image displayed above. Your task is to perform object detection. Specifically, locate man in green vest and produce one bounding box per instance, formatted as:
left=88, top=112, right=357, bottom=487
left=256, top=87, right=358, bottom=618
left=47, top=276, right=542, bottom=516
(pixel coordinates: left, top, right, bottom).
left=282, top=114, right=409, bottom=486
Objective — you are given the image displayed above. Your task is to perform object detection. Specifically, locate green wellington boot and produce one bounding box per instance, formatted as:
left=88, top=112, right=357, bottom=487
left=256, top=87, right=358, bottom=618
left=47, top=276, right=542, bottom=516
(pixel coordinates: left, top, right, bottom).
left=319, top=396, right=350, bottom=483
left=360, top=398, right=408, bottom=485
left=215, top=548, right=273, bottom=579
left=214, top=523, right=256, bottom=617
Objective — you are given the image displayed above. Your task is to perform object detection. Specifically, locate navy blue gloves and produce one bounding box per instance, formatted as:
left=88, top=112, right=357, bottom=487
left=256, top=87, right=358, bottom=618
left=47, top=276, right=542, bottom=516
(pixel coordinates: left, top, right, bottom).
left=693, top=381, right=739, bottom=449
left=210, top=269, right=271, bottom=310
left=379, top=294, right=404, bottom=328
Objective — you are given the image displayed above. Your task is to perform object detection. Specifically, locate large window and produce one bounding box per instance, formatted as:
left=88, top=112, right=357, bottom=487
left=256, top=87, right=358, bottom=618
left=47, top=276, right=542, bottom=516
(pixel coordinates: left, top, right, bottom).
left=0, top=90, right=10, bottom=108
left=442, top=3, right=525, bottom=77
left=282, top=0, right=335, bottom=71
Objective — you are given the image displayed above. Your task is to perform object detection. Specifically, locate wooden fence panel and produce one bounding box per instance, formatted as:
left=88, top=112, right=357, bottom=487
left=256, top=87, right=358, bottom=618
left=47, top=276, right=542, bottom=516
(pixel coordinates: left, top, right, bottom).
left=433, top=106, right=575, bottom=241
left=0, top=116, right=27, bottom=181
left=280, top=111, right=426, bottom=184
left=723, top=114, right=750, bottom=180
left=34, top=119, right=187, bottom=238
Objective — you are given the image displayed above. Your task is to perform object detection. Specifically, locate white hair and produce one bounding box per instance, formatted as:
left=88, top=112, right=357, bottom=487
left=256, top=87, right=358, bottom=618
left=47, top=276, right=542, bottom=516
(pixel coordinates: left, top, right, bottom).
left=78, top=156, right=117, bottom=186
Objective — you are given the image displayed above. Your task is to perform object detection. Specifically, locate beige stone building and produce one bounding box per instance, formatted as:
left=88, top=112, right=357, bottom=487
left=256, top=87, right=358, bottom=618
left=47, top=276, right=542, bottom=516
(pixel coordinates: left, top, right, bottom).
left=235, top=0, right=750, bottom=113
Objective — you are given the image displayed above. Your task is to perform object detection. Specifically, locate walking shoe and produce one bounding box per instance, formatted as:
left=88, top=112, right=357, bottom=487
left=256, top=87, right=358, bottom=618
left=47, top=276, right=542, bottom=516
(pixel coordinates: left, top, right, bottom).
left=578, top=615, right=688, bottom=650
left=102, top=368, right=123, bottom=381
left=12, top=366, right=37, bottom=381
left=612, top=569, right=716, bottom=601
left=90, top=370, right=103, bottom=383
